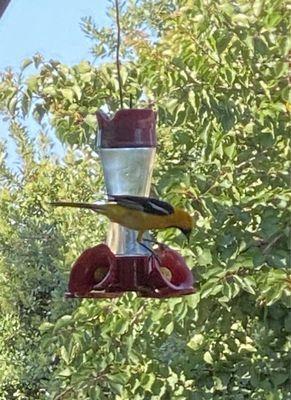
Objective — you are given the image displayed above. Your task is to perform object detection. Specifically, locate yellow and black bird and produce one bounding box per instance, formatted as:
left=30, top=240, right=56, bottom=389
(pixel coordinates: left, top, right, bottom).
left=51, top=194, right=194, bottom=245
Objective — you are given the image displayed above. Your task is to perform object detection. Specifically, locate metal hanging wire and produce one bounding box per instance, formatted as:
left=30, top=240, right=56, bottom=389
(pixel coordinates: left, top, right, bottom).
left=115, top=0, right=124, bottom=109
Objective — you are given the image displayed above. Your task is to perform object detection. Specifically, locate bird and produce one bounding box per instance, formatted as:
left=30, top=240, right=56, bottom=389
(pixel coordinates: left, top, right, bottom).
left=50, top=194, right=194, bottom=248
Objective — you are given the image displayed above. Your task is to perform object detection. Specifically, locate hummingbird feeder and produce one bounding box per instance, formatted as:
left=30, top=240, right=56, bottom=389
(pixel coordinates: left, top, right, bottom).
left=65, top=109, right=195, bottom=298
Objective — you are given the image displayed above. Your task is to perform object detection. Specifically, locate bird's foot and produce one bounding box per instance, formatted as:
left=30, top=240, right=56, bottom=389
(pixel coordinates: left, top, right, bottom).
left=137, top=240, right=161, bottom=265
left=149, top=252, right=162, bottom=266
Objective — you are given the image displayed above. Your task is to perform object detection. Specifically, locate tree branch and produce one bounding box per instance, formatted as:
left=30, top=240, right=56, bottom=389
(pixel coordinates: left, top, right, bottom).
left=115, top=0, right=123, bottom=109
left=0, top=0, right=11, bottom=20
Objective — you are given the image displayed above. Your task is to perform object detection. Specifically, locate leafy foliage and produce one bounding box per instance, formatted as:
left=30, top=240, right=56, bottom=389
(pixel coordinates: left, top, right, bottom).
left=0, top=0, right=290, bottom=399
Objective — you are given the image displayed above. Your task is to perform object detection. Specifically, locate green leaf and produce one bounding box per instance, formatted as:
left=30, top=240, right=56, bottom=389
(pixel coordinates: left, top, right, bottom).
left=61, top=88, right=75, bottom=102
left=84, top=114, right=97, bottom=129
left=114, top=318, right=128, bottom=335
left=60, top=346, right=70, bottom=365
left=266, top=12, right=282, bottom=28
left=216, top=33, right=232, bottom=54
left=140, top=372, right=155, bottom=391
left=188, top=90, right=196, bottom=110
left=53, top=315, right=73, bottom=332
left=203, top=351, right=213, bottom=364
left=200, top=279, right=223, bottom=298
left=75, top=61, right=91, bottom=74
left=58, top=368, right=73, bottom=377
left=197, top=248, right=212, bottom=266
left=21, top=58, right=33, bottom=70
left=21, top=93, right=31, bottom=116
left=73, top=85, right=82, bottom=101
left=39, top=321, right=54, bottom=332
left=7, top=93, right=18, bottom=114
left=253, top=0, right=264, bottom=17
left=27, top=75, right=39, bottom=91
left=254, top=37, right=269, bottom=56
left=89, top=386, right=101, bottom=399
left=33, top=104, right=46, bottom=123
left=164, top=322, right=174, bottom=335
left=232, top=13, right=250, bottom=26
left=270, top=373, right=289, bottom=386
left=107, top=372, right=129, bottom=385
left=233, top=276, right=256, bottom=295
left=108, top=381, right=123, bottom=395
left=187, top=334, right=204, bottom=350
left=224, top=143, right=236, bottom=159
left=43, top=86, right=57, bottom=96
left=166, top=98, right=178, bottom=114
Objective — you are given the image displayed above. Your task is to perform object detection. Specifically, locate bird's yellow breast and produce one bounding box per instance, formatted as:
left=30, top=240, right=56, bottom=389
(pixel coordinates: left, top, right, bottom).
left=103, top=204, right=174, bottom=231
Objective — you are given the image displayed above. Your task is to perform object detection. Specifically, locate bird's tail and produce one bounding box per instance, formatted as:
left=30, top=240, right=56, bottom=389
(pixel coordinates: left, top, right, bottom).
left=50, top=201, right=106, bottom=213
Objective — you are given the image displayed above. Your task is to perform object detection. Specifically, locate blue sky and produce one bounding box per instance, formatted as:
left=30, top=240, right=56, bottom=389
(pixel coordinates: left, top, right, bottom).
left=0, top=0, right=109, bottom=68
left=0, top=0, right=110, bottom=168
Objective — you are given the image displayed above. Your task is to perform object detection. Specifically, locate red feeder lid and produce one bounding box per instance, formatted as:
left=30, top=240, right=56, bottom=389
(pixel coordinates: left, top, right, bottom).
left=96, top=109, right=156, bottom=148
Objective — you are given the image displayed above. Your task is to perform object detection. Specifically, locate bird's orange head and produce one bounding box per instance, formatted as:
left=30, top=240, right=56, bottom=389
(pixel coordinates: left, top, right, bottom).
left=172, top=208, right=195, bottom=242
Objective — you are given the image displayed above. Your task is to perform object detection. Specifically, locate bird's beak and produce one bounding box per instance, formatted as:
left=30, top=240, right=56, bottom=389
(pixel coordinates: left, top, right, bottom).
left=182, top=229, right=191, bottom=244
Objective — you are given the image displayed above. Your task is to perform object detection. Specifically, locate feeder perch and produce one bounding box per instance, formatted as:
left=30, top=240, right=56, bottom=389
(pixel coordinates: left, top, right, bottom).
left=65, top=109, right=195, bottom=298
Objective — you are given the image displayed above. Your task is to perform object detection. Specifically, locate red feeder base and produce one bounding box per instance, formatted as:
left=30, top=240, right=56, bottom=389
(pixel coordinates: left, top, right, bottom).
left=66, top=244, right=195, bottom=299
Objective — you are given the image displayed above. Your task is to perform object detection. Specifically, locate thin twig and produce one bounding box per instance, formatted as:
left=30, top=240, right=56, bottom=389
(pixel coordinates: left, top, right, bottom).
left=263, top=233, right=284, bottom=255
left=115, top=0, right=124, bottom=108
left=55, top=386, right=75, bottom=400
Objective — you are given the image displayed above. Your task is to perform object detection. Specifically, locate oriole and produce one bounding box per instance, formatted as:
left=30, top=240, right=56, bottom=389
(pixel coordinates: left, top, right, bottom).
left=51, top=194, right=194, bottom=243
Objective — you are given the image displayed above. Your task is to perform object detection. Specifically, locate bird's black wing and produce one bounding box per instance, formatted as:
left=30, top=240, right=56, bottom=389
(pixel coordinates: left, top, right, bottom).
left=107, top=195, right=174, bottom=216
